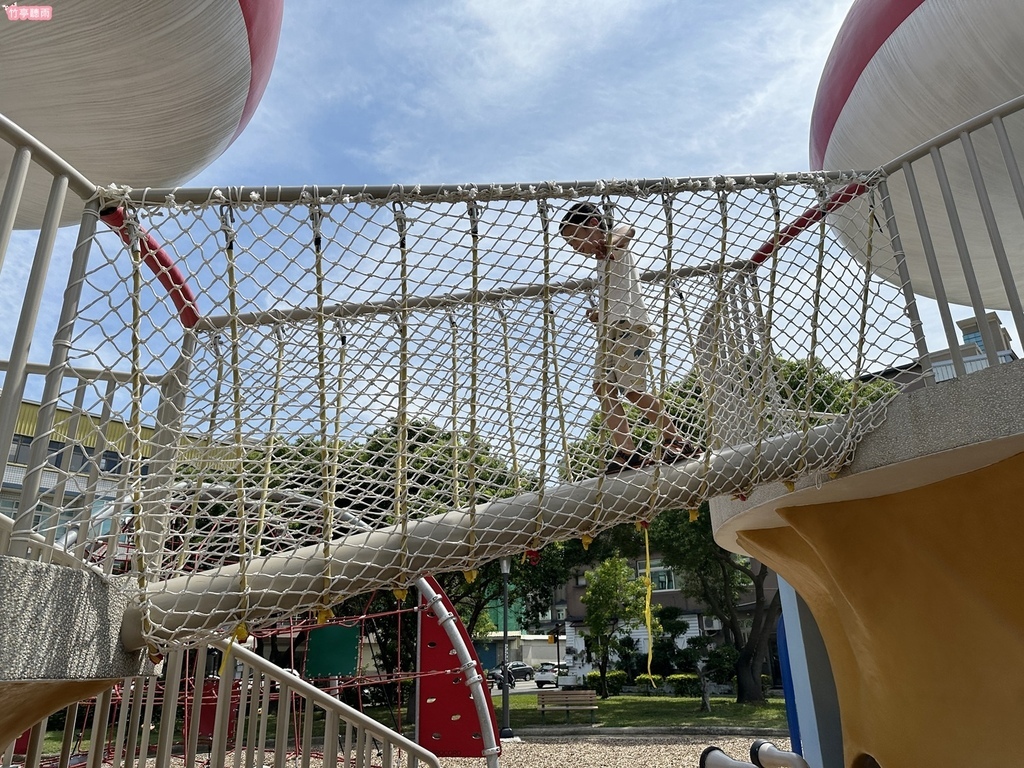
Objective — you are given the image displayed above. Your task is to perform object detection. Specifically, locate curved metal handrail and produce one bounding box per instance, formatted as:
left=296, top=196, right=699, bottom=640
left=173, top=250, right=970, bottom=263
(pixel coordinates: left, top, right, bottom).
left=0, top=111, right=94, bottom=198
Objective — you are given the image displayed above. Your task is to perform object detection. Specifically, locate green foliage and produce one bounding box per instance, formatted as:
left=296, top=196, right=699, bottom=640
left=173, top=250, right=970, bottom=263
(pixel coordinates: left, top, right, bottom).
left=649, top=605, right=690, bottom=676
left=613, top=635, right=646, bottom=680
left=649, top=505, right=750, bottom=614
left=705, top=644, right=740, bottom=685
left=774, top=356, right=897, bottom=416
left=650, top=504, right=781, bottom=704
left=585, top=669, right=627, bottom=696
left=634, top=673, right=664, bottom=692
left=581, top=557, right=650, bottom=696
left=471, top=612, right=497, bottom=639
left=667, top=672, right=702, bottom=697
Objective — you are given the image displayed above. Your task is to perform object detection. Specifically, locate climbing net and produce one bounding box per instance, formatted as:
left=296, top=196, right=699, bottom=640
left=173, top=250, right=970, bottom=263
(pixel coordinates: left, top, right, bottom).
left=24, top=173, right=919, bottom=648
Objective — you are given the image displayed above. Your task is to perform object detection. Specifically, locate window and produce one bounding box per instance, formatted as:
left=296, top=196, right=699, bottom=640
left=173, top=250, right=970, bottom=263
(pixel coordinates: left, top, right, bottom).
left=0, top=498, right=18, bottom=519
left=100, top=450, right=123, bottom=474
left=963, top=329, right=984, bottom=352
left=46, top=440, right=64, bottom=468
left=6, top=436, right=67, bottom=468
left=68, top=445, right=95, bottom=474
left=8, top=434, right=32, bottom=466
left=639, top=559, right=676, bottom=592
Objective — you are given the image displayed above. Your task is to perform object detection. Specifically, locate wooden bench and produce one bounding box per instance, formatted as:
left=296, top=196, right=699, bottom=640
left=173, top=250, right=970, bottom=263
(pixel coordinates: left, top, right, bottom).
left=536, top=688, right=598, bottom=723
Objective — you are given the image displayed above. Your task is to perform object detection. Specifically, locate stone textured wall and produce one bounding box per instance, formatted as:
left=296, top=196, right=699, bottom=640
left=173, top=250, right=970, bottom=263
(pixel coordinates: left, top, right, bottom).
left=0, top=555, right=145, bottom=680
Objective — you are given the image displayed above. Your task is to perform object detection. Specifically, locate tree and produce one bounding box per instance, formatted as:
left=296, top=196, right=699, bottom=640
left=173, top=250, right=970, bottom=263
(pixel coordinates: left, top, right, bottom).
left=580, top=557, right=649, bottom=698
left=649, top=502, right=780, bottom=704
left=650, top=605, right=690, bottom=677
left=513, top=523, right=647, bottom=632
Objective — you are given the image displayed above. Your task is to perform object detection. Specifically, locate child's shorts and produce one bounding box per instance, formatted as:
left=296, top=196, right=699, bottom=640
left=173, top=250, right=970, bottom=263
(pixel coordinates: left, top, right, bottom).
left=594, top=323, right=653, bottom=393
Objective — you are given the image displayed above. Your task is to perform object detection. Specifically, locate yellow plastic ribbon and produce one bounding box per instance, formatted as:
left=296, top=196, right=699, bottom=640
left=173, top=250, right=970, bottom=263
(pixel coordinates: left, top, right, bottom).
left=642, top=523, right=655, bottom=685
left=219, top=623, right=250, bottom=676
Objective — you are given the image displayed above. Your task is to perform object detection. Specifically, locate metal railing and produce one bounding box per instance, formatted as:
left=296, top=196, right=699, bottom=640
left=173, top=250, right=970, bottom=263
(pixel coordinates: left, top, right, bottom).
left=2, top=639, right=443, bottom=768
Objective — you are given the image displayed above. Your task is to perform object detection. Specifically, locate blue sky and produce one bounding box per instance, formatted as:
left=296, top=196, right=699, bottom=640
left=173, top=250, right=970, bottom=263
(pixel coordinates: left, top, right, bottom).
left=194, top=1, right=852, bottom=187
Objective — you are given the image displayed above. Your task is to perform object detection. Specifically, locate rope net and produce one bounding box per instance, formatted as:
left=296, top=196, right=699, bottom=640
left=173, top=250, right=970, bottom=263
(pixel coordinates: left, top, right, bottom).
left=22, top=173, right=919, bottom=649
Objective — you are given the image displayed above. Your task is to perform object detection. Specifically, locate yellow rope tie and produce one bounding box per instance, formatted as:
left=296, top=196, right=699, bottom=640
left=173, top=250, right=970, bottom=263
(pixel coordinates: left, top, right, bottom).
left=846, top=189, right=876, bottom=464
left=798, top=183, right=829, bottom=471
left=219, top=622, right=251, bottom=676
left=752, top=187, right=783, bottom=486
left=638, top=520, right=655, bottom=683
left=496, top=304, right=523, bottom=487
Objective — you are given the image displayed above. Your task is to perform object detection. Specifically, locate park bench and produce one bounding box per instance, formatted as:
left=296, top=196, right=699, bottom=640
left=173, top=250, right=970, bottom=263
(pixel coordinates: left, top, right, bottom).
left=536, top=688, right=598, bottom=723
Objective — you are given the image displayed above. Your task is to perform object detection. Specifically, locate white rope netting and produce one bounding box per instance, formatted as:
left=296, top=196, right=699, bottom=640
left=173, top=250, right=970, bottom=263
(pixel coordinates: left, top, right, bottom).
left=16, top=174, right=919, bottom=648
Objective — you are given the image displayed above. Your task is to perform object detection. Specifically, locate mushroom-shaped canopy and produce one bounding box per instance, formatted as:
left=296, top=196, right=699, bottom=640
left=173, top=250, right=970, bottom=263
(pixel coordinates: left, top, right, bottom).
left=0, top=0, right=284, bottom=228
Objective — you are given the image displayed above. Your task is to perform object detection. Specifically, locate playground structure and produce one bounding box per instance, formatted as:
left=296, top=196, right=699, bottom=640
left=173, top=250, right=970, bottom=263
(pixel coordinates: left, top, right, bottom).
left=5, top=1, right=1024, bottom=766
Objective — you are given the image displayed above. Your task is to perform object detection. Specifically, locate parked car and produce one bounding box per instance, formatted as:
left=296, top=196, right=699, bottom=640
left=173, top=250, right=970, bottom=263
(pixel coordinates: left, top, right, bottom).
left=504, top=661, right=535, bottom=681
left=485, top=661, right=534, bottom=688
left=534, top=663, right=568, bottom=688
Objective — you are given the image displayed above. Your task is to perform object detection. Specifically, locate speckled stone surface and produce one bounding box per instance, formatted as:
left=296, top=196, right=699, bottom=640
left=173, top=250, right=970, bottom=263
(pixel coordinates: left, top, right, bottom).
left=0, top=555, right=145, bottom=680
left=847, top=356, right=1024, bottom=474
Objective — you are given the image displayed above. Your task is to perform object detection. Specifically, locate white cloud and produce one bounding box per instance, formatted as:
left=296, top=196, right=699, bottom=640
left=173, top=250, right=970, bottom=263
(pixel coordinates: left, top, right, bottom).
left=193, top=0, right=855, bottom=186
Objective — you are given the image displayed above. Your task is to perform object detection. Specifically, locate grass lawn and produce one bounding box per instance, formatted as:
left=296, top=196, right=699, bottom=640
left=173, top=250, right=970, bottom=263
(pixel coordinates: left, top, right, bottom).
left=497, top=693, right=788, bottom=729
left=39, top=692, right=787, bottom=754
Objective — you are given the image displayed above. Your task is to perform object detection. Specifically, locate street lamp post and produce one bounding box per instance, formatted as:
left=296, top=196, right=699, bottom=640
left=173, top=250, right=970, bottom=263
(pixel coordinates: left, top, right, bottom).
left=499, top=556, right=514, bottom=739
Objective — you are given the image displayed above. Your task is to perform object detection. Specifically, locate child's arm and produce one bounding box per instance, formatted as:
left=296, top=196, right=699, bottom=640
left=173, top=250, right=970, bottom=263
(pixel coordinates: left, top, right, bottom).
left=610, top=225, right=636, bottom=251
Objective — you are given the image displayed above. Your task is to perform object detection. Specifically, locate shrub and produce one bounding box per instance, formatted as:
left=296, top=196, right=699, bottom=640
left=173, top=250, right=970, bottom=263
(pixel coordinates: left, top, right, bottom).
left=585, top=669, right=627, bottom=696
left=666, top=672, right=701, bottom=697
left=634, top=673, right=664, bottom=694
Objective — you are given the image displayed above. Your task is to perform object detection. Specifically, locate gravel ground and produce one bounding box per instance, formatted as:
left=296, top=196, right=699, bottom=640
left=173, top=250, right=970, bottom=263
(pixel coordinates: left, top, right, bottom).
left=440, top=733, right=792, bottom=768
left=112, top=733, right=790, bottom=768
